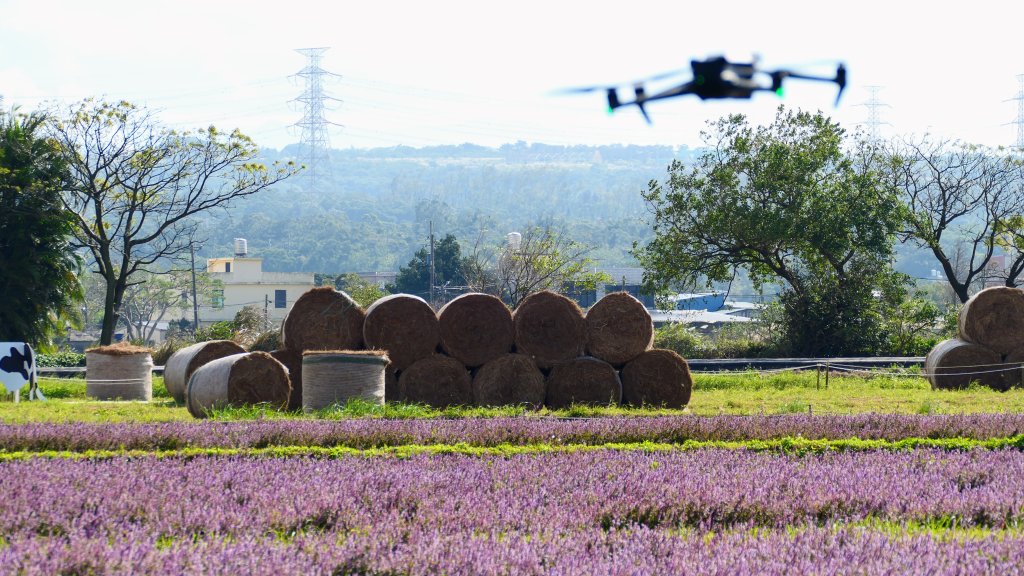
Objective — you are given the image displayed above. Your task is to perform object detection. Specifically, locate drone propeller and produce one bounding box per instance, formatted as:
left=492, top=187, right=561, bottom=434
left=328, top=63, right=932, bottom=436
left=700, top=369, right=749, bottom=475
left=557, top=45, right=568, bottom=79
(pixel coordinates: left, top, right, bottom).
left=555, top=67, right=689, bottom=95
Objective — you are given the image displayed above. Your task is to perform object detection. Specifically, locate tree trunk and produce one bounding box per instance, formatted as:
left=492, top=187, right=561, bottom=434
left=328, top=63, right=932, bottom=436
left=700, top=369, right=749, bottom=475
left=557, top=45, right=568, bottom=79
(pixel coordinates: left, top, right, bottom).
left=935, top=256, right=971, bottom=304
left=99, top=276, right=127, bottom=345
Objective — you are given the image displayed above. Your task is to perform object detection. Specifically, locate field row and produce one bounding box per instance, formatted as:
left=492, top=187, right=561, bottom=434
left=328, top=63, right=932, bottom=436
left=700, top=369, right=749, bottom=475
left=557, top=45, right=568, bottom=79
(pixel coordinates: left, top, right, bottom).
left=3, top=527, right=1024, bottom=575
left=2, top=450, right=1024, bottom=574
left=6, top=450, right=1024, bottom=534
left=3, top=413, right=1024, bottom=452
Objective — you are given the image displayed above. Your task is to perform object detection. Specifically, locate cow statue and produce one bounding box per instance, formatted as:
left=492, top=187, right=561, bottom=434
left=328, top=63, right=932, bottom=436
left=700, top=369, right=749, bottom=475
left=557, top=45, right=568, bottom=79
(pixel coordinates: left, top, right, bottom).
left=0, top=342, right=45, bottom=402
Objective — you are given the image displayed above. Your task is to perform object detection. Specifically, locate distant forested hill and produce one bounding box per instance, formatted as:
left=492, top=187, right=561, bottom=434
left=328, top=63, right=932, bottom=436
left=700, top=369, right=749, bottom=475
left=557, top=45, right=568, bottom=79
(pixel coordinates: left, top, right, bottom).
left=194, top=142, right=693, bottom=273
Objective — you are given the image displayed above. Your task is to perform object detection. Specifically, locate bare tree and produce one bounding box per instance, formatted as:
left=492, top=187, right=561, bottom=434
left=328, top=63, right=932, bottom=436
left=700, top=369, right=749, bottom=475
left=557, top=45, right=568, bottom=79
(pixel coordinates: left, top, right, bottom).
left=119, top=270, right=210, bottom=344
left=496, top=226, right=609, bottom=308
left=460, top=229, right=500, bottom=295
left=50, top=99, right=298, bottom=344
left=882, top=136, right=1024, bottom=303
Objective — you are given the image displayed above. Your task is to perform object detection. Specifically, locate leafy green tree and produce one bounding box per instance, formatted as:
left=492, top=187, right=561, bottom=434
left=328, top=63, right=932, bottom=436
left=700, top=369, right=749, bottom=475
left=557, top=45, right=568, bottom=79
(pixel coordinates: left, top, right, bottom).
left=0, top=108, right=82, bottom=345
left=390, top=233, right=466, bottom=300
left=335, top=273, right=386, bottom=307
left=50, top=99, right=298, bottom=344
left=635, top=107, right=906, bottom=356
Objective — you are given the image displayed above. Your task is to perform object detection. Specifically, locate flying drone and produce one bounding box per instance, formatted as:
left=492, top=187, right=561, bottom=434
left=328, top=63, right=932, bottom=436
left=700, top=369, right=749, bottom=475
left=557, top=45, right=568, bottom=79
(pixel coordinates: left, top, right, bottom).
left=564, top=56, right=847, bottom=123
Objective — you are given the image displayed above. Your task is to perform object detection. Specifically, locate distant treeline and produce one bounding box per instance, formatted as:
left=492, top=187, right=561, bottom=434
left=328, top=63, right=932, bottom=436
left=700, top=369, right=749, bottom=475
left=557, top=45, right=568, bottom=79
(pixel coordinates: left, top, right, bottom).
left=193, top=143, right=691, bottom=274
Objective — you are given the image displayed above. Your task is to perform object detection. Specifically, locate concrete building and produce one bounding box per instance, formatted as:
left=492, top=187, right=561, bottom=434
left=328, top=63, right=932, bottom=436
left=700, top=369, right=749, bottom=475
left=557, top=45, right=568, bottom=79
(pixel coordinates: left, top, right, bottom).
left=197, top=239, right=315, bottom=327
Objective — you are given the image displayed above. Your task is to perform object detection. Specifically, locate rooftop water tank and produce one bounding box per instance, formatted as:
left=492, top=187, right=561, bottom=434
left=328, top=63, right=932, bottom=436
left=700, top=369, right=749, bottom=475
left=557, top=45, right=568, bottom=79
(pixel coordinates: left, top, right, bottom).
left=234, top=238, right=248, bottom=257
left=506, top=232, right=522, bottom=252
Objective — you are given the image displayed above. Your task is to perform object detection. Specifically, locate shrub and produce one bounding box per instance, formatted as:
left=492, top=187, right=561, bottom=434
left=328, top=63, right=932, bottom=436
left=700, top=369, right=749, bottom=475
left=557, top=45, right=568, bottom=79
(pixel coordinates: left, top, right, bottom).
left=195, top=321, right=235, bottom=342
left=35, top=348, right=86, bottom=367
left=152, top=338, right=193, bottom=366
left=249, top=329, right=281, bottom=352
left=654, top=320, right=782, bottom=359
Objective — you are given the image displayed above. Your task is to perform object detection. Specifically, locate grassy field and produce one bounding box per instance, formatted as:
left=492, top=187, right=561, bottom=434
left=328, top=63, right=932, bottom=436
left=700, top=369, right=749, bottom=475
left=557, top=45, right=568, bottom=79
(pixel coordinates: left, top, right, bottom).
left=2, top=369, right=1023, bottom=423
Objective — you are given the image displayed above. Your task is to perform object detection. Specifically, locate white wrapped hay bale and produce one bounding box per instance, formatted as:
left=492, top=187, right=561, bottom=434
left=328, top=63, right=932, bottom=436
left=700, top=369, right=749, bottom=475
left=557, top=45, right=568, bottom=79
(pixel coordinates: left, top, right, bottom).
left=85, top=343, right=154, bottom=401
left=164, top=340, right=246, bottom=403
left=186, top=352, right=291, bottom=418
left=302, top=350, right=389, bottom=412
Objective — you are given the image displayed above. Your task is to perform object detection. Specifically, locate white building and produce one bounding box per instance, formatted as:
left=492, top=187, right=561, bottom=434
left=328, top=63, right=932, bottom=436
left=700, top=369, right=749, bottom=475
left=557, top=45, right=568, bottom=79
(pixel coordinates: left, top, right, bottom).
left=197, top=240, right=315, bottom=327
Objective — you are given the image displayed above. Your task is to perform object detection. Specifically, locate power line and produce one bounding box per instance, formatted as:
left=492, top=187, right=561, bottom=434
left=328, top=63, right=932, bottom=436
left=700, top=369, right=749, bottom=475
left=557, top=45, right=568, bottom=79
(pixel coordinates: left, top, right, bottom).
left=1005, top=74, right=1024, bottom=153
left=291, top=47, right=342, bottom=192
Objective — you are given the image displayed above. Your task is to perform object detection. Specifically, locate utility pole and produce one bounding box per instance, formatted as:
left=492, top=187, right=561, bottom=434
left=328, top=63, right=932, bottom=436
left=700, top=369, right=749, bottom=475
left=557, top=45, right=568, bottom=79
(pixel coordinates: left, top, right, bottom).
left=292, top=47, right=342, bottom=193
left=189, top=242, right=200, bottom=336
left=264, top=294, right=270, bottom=332
left=429, top=220, right=436, bottom=308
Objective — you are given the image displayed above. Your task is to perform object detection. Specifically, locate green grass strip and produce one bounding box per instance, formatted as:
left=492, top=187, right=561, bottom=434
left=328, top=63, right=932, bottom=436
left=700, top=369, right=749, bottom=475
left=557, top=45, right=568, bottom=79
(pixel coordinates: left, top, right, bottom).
left=3, top=435, right=1024, bottom=461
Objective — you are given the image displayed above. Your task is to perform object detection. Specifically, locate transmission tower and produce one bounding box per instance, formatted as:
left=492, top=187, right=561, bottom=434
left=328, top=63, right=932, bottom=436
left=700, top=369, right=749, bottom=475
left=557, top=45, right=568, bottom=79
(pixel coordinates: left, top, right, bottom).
left=1006, top=74, right=1024, bottom=153
left=291, top=47, right=342, bottom=191
left=857, top=86, right=890, bottom=143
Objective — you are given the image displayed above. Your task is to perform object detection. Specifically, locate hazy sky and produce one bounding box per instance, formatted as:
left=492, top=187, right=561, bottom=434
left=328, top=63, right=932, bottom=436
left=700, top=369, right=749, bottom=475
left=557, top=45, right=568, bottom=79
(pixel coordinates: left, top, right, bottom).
left=2, top=0, right=1021, bottom=151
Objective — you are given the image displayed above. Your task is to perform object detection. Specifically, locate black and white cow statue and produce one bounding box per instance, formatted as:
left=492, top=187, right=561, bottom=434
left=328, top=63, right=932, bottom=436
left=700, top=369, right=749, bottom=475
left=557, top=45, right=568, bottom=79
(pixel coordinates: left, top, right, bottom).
left=0, top=342, right=44, bottom=402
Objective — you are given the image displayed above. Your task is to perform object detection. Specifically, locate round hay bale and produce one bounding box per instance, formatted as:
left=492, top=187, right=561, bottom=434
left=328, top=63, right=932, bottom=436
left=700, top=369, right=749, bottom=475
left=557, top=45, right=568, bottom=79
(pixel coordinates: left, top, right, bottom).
left=1002, top=347, right=1024, bottom=390
left=924, top=338, right=1014, bottom=391
left=302, top=350, right=389, bottom=412
left=186, top=352, right=291, bottom=418
left=281, top=287, right=365, bottom=353
left=585, top=291, right=654, bottom=367
left=269, top=348, right=303, bottom=411
left=385, top=365, right=400, bottom=403
left=363, top=293, right=439, bottom=371
left=472, top=353, right=546, bottom=408
left=399, top=354, right=472, bottom=408
left=958, top=286, right=1024, bottom=356
left=85, top=344, right=153, bottom=401
left=163, top=340, right=246, bottom=403
left=545, top=356, right=621, bottom=410
left=620, top=349, right=693, bottom=408
left=437, top=293, right=513, bottom=368
left=513, top=290, right=587, bottom=370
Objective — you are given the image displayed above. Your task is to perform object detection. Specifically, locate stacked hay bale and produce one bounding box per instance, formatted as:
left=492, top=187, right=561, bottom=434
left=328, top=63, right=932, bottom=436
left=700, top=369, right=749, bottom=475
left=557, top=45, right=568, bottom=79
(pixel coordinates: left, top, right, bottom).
left=926, top=286, right=1024, bottom=391
left=186, top=352, right=291, bottom=418
left=620, top=349, right=693, bottom=409
left=364, top=294, right=438, bottom=370
left=164, top=340, right=246, bottom=403
left=281, top=287, right=365, bottom=353
left=240, top=287, right=695, bottom=412
left=438, top=293, right=513, bottom=368
left=513, top=291, right=587, bottom=370
left=586, top=291, right=654, bottom=367
left=85, top=343, right=154, bottom=401
left=473, top=353, right=546, bottom=409
left=545, top=356, right=621, bottom=409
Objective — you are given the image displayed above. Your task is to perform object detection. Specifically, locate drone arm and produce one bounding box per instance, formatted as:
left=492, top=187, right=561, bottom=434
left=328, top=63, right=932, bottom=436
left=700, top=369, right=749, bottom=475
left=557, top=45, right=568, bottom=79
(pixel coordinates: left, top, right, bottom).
left=637, top=82, right=697, bottom=104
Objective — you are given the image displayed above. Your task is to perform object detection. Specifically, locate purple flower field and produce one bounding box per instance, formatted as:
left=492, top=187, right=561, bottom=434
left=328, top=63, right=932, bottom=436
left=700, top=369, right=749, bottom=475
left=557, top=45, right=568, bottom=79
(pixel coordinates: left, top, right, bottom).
left=2, top=450, right=1024, bottom=574
left=3, top=412, right=1024, bottom=452
left=3, top=527, right=1024, bottom=575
